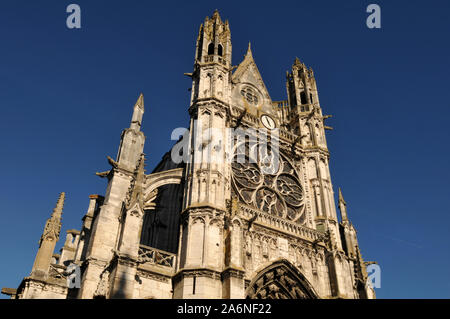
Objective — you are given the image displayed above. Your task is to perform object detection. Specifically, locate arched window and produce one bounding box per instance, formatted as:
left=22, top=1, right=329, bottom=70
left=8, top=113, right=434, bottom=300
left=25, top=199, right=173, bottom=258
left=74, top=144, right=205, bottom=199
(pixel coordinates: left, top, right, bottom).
left=207, top=43, right=214, bottom=55
left=217, top=44, right=223, bottom=56
left=140, top=183, right=183, bottom=254
left=300, top=91, right=307, bottom=105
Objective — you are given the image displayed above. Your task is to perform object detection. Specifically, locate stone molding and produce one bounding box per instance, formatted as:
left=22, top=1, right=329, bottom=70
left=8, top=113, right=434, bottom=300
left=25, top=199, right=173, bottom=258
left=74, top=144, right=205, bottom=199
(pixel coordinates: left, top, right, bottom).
left=221, top=268, right=246, bottom=281
left=173, top=268, right=222, bottom=284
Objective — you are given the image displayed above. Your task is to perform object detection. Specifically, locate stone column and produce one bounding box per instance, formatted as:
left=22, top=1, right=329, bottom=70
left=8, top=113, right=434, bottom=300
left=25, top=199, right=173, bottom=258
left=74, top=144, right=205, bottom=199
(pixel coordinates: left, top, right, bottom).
left=222, top=217, right=245, bottom=299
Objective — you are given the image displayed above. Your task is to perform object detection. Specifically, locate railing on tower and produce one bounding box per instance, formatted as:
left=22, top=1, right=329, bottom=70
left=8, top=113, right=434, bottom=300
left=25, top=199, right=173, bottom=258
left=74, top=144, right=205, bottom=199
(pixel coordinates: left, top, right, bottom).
left=203, top=55, right=226, bottom=65
left=138, top=244, right=176, bottom=269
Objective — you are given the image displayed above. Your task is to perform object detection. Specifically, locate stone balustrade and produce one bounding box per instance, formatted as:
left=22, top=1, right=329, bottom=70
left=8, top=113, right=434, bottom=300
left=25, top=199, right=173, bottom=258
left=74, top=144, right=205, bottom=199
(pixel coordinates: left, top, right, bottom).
left=240, top=204, right=323, bottom=242
left=138, top=245, right=176, bottom=269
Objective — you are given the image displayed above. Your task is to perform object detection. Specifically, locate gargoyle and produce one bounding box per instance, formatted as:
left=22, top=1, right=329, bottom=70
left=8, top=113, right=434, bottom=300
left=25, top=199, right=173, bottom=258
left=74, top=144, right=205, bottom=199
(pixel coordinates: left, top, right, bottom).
left=95, top=171, right=110, bottom=178
left=107, top=156, right=119, bottom=169
left=247, top=213, right=258, bottom=230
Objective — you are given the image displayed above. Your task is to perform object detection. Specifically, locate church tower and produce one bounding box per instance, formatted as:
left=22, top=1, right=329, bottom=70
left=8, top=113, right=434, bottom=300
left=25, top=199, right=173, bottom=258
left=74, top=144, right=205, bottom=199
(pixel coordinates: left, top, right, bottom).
left=4, top=11, right=375, bottom=300
left=174, top=10, right=233, bottom=298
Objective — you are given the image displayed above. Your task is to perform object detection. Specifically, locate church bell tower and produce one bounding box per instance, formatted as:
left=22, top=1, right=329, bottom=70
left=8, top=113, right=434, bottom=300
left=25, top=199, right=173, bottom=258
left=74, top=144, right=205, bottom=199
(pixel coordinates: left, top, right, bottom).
left=174, top=10, right=234, bottom=298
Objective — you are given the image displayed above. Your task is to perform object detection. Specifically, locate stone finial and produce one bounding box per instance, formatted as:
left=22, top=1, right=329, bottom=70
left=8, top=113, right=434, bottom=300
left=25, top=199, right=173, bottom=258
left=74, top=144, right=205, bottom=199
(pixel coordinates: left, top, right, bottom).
left=130, top=93, right=145, bottom=131
left=135, top=93, right=144, bottom=111
left=338, top=188, right=346, bottom=205
left=41, top=192, right=65, bottom=243
left=294, top=57, right=307, bottom=72
left=246, top=42, right=253, bottom=58
left=212, top=9, right=221, bottom=21
left=31, top=192, right=66, bottom=278
left=52, top=192, right=65, bottom=219
left=338, top=187, right=348, bottom=221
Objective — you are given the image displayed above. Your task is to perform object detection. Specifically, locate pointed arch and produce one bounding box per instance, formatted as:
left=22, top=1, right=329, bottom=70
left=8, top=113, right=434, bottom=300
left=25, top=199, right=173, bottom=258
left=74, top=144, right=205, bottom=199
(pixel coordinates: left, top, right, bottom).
left=246, top=259, right=318, bottom=299
left=207, top=42, right=214, bottom=55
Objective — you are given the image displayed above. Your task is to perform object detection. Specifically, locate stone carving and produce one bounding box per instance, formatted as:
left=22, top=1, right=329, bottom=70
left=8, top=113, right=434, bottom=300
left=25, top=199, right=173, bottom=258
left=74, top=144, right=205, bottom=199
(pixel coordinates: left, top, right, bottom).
left=138, top=245, right=176, bottom=269
left=240, top=86, right=259, bottom=105
left=143, top=189, right=158, bottom=210
left=246, top=260, right=317, bottom=299
left=231, top=141, right=306, bottom=224
left=94, top=269, right=110, bottom=298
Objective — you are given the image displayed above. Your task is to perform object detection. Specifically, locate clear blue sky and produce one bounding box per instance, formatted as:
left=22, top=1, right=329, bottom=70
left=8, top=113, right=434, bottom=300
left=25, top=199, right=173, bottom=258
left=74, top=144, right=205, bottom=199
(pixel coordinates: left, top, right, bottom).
left=0, top=0, right=449, bottom=299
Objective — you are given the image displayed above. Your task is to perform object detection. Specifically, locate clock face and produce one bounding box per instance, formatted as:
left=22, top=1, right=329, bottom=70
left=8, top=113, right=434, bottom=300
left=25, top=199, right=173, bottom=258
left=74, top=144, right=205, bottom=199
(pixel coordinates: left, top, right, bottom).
left=261, top=114, right=276, bottom=130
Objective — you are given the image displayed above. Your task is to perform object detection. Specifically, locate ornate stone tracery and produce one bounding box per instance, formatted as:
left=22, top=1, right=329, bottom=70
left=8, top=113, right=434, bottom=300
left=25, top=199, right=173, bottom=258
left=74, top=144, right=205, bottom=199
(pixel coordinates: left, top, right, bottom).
left=231, top=141, right=306, bottom=224
left=246, top=260, right=317, bottom=299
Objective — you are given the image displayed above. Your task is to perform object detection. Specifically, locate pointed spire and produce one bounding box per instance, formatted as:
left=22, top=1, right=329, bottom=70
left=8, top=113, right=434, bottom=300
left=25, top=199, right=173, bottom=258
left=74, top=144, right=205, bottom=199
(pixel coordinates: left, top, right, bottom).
left=135, top=93, right=144, bottom=110
left=42, top=192, right=65, bottom=243
left=130, top=93, right=145, bottom=131
left=338, top=187, right=346, bottom=205
left=197, top=23, right=204, bottom=40
left=294, top=57, right=307, bottom=73
left=246, top=42, right=253, bottom=57
left=31, top=192, right=66, bottom=278
left=51, top=192, right=65, bottom=220
left=338, top=187, right=348, bottom=221
left=212, top=9, right=221, bottom=22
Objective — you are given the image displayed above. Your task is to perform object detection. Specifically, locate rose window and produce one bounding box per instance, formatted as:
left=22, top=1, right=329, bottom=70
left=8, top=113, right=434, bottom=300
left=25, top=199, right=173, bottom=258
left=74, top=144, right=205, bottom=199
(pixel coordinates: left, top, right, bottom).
left=240, top=86, right=259, bottom=105
left=231, top=141, right=306, bottom=224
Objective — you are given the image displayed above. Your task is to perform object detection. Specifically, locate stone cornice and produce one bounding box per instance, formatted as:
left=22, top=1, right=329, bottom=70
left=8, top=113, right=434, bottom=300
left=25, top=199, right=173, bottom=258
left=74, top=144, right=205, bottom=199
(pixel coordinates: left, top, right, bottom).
left=189, top=98, right=230, bottom=115
left=136, top=268, right=171, bottom=283
left=182, top=204, right=227, bottom=216
left=239, top=203, right=325, bottom=244
left=116, top=253, right=139, bottom=268
left=83, top=256, right=109, bottom=268
left=22, top=275, right=68, bottom=290
left=221, top=267, right=246, bottom=281
left=173, top=268, right=222, bottom=283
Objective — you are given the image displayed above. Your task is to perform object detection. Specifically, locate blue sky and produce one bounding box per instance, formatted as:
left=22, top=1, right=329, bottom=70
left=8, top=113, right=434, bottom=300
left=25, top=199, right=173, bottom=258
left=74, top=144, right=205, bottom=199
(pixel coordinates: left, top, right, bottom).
left=0, top=0, right=449, bottom=299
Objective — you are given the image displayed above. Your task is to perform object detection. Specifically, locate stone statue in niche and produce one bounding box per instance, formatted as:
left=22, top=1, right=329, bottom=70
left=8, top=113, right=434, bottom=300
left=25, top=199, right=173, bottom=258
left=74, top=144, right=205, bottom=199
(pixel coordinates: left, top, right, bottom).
left=245, top=234, right=252, bottom=256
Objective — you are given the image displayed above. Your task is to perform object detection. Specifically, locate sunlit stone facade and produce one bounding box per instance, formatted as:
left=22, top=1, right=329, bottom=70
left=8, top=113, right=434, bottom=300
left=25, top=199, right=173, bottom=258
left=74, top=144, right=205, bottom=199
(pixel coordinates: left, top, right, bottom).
left=3, top=11, right=374, bottom=300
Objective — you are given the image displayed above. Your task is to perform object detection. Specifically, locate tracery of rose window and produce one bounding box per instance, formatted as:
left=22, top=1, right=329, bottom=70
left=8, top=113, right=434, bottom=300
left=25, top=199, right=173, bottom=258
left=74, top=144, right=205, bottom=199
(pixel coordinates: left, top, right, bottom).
left=231, top=141, right=306, bottom=224
left=240, top=86, right=259, bottom=105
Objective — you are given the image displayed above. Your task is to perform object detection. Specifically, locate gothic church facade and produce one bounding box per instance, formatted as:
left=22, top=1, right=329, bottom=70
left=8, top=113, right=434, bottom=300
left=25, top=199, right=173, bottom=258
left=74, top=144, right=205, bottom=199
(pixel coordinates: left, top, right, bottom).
left=2, top=11, right=375, bottom=299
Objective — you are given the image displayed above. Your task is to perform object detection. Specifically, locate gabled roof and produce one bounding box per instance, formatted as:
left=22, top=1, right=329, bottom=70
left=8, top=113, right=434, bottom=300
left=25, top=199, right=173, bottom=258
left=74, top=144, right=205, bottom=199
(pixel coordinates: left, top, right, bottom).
left=232, top=43, right=272, bottom=102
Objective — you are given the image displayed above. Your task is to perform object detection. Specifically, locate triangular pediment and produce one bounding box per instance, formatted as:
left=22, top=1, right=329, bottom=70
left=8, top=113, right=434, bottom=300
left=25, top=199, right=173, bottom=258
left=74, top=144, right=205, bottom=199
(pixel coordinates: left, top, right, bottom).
left=232, top=45, right=272, bottom=113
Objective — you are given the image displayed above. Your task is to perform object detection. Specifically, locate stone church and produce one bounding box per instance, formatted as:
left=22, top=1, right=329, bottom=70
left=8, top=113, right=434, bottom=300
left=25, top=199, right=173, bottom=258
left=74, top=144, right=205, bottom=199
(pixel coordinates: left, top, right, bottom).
left=2, top=11, right=375, bottom=299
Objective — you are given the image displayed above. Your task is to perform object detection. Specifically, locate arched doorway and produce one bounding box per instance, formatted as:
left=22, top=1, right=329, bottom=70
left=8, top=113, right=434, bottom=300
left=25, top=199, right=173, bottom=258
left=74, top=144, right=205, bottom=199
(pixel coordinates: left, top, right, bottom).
left=246, top=260, right=318, bottom=299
